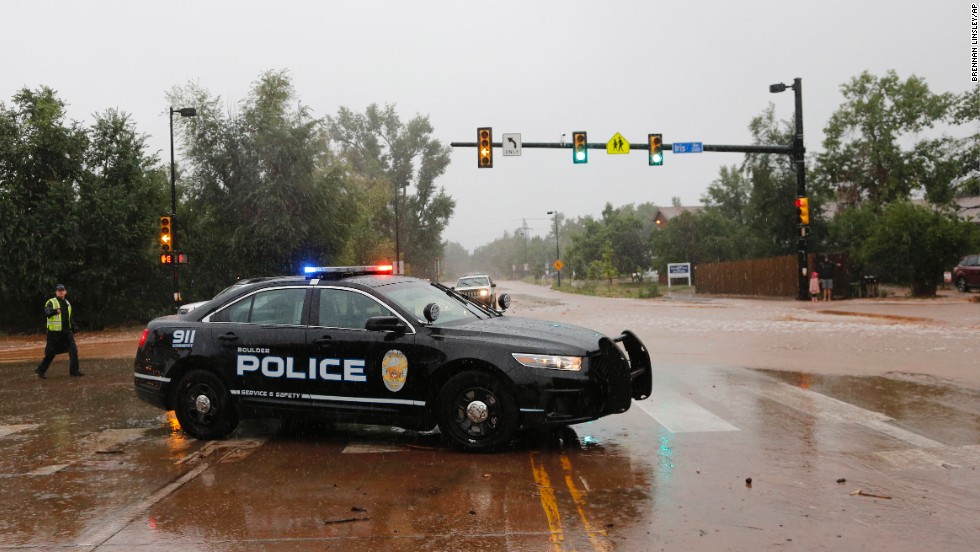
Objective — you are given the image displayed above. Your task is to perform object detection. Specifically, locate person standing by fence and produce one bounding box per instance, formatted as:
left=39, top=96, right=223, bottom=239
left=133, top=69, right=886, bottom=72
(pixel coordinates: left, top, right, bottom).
left=818, top=255, right=838, bottom=301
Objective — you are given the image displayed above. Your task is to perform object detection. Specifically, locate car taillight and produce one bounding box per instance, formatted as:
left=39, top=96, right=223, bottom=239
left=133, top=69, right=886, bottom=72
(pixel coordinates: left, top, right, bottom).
left=137, top=328, right=149, bottom=350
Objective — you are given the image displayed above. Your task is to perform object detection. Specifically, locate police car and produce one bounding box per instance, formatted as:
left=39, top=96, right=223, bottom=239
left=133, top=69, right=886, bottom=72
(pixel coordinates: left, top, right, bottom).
left=134, top=265, right=652, bottom=451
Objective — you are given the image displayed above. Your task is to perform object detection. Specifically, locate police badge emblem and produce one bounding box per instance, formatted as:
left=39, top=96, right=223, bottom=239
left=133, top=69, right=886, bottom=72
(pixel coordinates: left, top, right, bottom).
left=381, top=349, right=408, bottom=392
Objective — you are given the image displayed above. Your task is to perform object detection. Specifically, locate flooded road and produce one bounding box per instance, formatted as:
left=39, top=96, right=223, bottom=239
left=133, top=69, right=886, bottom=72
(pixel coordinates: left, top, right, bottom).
left=1, top=283, right=978, bottom=551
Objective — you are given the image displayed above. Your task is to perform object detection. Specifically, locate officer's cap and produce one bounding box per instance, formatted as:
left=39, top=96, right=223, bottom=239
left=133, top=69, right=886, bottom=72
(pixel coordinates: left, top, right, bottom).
left=55, top=284, right=66, bottom=291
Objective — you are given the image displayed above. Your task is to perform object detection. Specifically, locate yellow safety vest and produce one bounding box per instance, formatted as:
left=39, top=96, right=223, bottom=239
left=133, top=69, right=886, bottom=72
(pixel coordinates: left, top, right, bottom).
left=45, top=297, right=71, bottom=332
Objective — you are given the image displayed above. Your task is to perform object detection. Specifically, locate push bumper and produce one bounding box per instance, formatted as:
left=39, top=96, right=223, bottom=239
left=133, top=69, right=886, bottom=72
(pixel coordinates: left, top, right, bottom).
left=597, top=330, right=652, bottom=414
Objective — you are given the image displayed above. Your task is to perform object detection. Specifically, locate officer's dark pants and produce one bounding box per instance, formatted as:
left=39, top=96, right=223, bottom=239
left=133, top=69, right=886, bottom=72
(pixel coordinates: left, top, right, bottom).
left=35, top=332, right=80, bottom=376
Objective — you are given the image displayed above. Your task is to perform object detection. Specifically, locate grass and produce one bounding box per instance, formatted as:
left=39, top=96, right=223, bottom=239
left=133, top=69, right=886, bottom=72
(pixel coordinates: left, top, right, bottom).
left=550, top=280, right=666, bottom=299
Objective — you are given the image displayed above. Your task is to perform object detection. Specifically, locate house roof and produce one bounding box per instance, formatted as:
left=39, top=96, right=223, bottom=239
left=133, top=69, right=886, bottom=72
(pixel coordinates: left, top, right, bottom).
left=822, top=197, right=980, bottom=224
left=654, top=206, right=703, bottom=224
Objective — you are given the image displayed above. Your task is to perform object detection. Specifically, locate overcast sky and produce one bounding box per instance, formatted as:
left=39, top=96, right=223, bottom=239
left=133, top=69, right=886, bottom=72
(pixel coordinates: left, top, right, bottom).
left=2, top=1, right=974, bottom=251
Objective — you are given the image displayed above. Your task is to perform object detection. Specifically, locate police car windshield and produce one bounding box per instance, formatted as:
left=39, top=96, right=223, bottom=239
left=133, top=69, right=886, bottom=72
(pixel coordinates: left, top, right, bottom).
left=383, top=281, right=488, bottom=325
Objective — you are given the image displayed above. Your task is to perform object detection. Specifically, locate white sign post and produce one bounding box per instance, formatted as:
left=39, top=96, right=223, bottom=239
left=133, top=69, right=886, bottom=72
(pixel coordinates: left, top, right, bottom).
left=666, top=262, right=692, bottom=287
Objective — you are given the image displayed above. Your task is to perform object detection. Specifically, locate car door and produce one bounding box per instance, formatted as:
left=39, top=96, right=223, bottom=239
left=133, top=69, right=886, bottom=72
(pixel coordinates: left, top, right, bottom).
left=207, top=286, right=312, bottom=410
left=968, top=255, right=980, bottom=286
left=305, top=287, right=429, bottom=420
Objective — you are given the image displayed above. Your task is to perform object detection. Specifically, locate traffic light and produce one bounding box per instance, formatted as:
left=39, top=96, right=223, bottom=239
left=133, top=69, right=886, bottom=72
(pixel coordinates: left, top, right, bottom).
left=478, top=127, right=493, bottom=168
left=795, top=197, right=810, bottom=225
left=159, top=216, right=172, bottom=252
left=649, top=134, right=663, bottom=166
left=572, top=131, right=587, bottom=164
left=160, top=253, right=174, bottom=265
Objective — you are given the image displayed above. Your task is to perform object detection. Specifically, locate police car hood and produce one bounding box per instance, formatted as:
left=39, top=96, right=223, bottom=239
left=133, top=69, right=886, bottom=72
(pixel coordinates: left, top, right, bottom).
left=448, top=316, right=607, bottom=355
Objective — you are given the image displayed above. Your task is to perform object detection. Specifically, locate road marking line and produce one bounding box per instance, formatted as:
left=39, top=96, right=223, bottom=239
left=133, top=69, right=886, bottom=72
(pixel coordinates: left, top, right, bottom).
left=77, top=438, right=267, bottom=548
left=873, top=444, right=980, bottom=469
left=748, top=382, right=944, bottom=449
left=634, top=391, right=740, bottom=433
left=0, top=424, right=40, bottom=438
left=342, top=443, right=409, bottom=454
left=560, top=454, right=610, bottom=552
left=530, top=452, right=564, bottom=551
left=27, top=428, right=149, bottom=476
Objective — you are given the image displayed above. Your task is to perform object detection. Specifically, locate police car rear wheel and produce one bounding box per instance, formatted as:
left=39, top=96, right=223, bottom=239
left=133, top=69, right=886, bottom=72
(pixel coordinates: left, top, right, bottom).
left=174, top=370, right=238, bottom=440
left=438, top=371, right=517, bottom=452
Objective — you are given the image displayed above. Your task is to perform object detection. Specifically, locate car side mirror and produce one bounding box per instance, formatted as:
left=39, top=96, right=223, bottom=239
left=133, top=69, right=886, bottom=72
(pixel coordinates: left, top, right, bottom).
left=365, top=316, right=407, bottom=333
left=423, top=302, right=441, bottom=323
left=497, top=294, right=511, bottom=311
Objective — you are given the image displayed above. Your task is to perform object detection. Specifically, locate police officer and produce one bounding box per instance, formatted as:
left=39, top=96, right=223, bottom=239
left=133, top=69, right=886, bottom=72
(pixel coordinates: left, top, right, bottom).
left=35, top=284, right=84, bottom=379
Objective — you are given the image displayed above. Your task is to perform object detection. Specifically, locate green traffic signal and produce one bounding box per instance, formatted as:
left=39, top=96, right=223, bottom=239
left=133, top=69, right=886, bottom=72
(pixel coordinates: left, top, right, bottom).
left=649, top=134, right=663, bottom=166
left=572, top=131, right=587, bottom=164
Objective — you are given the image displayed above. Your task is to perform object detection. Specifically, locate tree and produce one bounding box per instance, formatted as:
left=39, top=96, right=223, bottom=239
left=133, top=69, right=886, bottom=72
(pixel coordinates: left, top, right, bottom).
left=650, top=210, right=746, bottom=273
left=0, top=87, right=88, bottom=328
left=0, top=88, right=174, bottom=330
left=169, top=71, right=352, bottom=296
left=817, top=70, right=955, bottom=206
left=77, top=109, right=170, bottom=325
left=742, top=105, right=801, bottom=258
left=327, top=104, right=454, bottom=279
left=859, top=202, right=978, bottom=296
left=702, top=165, right=752, bottom=225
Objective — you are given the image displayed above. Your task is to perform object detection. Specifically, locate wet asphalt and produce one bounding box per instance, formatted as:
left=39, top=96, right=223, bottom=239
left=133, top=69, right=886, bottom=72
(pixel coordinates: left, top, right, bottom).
left=1, top=285, right=978, bottom=551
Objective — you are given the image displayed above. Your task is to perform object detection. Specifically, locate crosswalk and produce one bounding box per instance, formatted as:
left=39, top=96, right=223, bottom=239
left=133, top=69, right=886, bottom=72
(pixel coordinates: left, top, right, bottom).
left=634, top=388, right=740, bottom=433
left=1, top=377, right=974, bottom=464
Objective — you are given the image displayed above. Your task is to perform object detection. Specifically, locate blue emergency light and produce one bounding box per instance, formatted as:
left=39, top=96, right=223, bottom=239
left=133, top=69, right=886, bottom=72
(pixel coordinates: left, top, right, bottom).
left=302, top=264, right=394, bottom=278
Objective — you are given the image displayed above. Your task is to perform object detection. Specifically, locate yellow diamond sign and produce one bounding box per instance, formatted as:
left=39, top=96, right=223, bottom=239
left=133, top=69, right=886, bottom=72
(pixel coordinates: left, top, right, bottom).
left=606, top=132, right=630, bottom=154
left=553, top=259, right=564, bottom=271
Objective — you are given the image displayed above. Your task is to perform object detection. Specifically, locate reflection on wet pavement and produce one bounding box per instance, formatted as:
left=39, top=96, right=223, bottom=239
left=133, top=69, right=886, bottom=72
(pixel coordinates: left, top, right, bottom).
left=1, top=353, right=979, bottom=550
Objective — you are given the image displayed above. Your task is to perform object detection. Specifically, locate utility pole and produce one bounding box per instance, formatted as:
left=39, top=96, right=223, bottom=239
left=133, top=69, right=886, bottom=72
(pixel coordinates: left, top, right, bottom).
left=521, top=219, right=529, bottom=272
left=547, top=211, right=561, bottom=287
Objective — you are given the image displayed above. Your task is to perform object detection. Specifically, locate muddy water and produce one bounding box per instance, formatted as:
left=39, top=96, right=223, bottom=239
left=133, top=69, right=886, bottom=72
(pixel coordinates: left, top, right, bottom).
left=1, top=284, right=979, bottom=550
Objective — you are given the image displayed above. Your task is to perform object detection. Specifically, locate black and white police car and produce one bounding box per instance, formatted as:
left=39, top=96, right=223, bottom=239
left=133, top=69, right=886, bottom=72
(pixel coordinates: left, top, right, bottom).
left=134, top=265, right=652, bottom=451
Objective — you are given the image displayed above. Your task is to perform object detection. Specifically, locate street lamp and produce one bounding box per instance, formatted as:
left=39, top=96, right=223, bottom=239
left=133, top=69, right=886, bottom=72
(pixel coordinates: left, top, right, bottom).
left=169, top=106, right=197, bottom=309
left=547, top=210, right=561, bottom=287
left=770, top=78, right=809, bottom=300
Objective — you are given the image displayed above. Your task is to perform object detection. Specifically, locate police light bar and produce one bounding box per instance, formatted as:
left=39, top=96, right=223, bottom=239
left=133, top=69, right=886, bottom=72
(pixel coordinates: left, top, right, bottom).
left=302, top=265, right=394, bottom=278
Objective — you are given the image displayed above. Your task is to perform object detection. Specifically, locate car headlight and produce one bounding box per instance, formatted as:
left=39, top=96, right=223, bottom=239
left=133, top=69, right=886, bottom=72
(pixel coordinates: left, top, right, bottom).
left=479, top=289, right=488, bottom=296
left=512, top=353, right=583, bottom=371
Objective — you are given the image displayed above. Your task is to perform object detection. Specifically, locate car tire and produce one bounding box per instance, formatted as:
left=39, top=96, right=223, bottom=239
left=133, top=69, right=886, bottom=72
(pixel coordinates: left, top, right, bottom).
left=437, top=370, right=518, bottom=452
left=173, top=370, right=238, bottom=440
left=955, top=277, right=969, bottom=293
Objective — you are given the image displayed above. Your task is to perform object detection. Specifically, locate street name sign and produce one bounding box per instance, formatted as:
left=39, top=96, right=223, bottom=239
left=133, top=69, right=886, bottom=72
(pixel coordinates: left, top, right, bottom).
left=672, top=142, right=703, bottom=154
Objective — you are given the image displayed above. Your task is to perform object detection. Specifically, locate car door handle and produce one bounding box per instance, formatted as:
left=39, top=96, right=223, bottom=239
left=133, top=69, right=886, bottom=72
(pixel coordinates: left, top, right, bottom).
left=313, top=336, right=332, bottom=345
left=218, top=333, right=239, bottom=342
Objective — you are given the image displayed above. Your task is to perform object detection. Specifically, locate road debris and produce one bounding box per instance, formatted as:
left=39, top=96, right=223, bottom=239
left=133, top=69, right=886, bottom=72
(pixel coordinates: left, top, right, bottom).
left=850, top=489, right=892, bottom=499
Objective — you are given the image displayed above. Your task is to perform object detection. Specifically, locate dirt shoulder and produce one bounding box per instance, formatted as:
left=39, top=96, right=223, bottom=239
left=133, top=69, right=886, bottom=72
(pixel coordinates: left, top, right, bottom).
left=0, top=328, right=142, bottom=364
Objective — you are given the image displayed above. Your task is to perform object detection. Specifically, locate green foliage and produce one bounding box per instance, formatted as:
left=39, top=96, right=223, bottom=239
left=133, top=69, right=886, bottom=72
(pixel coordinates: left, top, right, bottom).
left=817, top=70, right=957, bottom=205
left=567, top=203, right=653, bottom=278
left=832, top=202, right=979, bottom=295
left=0, top=88, right=172, bottom=330
left=327, top=104, right=454, bottom=279
left=77, top=109, right=170, bottom=326
left=169, top=71, right=370, bottom=297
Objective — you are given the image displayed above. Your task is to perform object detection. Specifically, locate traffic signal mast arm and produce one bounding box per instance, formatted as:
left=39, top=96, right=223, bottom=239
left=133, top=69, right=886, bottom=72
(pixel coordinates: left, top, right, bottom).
left=451, top=140, right=792, bottom=154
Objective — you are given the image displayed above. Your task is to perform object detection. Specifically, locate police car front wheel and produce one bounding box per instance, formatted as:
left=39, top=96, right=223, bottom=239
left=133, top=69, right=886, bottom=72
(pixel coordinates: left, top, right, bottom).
left=173, top=370, right=239, bottom=440
left=437, top=371, right=518, bottom=452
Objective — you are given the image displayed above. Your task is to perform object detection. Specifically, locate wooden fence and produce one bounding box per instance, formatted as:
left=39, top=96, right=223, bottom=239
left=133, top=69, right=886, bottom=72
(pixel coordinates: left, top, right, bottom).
left=694, top=253, right=852, bottom=298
